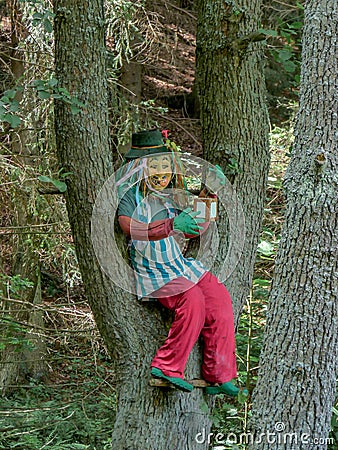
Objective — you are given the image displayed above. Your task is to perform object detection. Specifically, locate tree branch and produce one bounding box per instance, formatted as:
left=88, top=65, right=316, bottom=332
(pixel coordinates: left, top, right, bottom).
left=232, top=31, right=267, bottom=51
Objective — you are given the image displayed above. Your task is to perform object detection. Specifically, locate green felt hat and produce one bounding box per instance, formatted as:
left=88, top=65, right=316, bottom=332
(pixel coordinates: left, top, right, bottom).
left=125, top=129, right=170, bottom=159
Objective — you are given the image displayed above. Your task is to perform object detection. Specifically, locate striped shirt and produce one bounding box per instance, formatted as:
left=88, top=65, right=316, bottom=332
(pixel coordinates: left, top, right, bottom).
left=118, top=188, right=206, bottom=298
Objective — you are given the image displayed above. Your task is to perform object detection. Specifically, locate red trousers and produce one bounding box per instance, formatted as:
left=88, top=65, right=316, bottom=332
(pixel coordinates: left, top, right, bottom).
left=151, top=271, right=238, bottom=384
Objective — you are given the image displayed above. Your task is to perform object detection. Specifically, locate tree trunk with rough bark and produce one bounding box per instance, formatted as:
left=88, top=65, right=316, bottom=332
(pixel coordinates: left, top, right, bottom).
left=54, top=1, right=212, bottom=448
left=249, top=2, right=338, bottom=449
left=196, top=0, right=270, bottom=323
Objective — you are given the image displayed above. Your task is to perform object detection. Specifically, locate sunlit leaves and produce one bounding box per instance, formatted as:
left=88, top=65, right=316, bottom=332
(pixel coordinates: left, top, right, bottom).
left=19, top=0, right=55, bottom=33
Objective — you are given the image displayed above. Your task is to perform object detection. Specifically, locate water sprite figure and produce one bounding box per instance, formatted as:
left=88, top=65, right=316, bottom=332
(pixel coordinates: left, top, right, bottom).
left=116, top=129, right=247, bottom=396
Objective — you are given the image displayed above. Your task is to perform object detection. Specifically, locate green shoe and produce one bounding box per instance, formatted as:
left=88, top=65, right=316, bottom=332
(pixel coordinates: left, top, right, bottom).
left=151, top=367, right=194, bottom=392
left=205, top=381, right=248, bottom=397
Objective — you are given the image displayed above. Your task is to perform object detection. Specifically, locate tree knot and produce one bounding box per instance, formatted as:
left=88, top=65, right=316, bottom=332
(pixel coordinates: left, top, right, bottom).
left=315, top=152, right=326, bottom=165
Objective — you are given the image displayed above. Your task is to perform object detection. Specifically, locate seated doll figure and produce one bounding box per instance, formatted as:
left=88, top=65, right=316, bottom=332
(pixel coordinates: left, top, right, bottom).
left=117, top=129, right=245, bottom=396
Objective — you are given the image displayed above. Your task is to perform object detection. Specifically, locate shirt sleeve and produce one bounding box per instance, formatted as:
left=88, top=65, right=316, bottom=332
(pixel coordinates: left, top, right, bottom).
left=118, top=216, right=174, bottom=241
left=117, top=187, right=138, bottom=218
left=117, top=187, right=175, bottom=240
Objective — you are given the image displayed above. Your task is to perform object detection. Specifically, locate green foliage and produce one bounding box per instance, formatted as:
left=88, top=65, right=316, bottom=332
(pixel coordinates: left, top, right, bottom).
left=211, top=399, right=244, bottom=433
left=0, top=337, right=116, bottom=450
left=19, top=0, right=55, bottom=33
left=0, top=275, right=36, bottom=352
left=37, top=169, right=72, bottom=193
left=260, top=22, right=301, bottom=78
left=272, top=18, right=302, bottom=81
left=0, top=76, right=85, bottom=131
left=260, top=4, right=303, bottom=90
left=257, top=240, right=275, bottom=259
left=226, top=157, right=242, bottom=176
left=0, top=382, right=116, bottom=449
left=106, top=0, right=150, bottom=68
left=31, top=10, right=55, bottom=33
left=0, top=317, right=36, bottom=353
left=0, top=274, right=34, bottom=298
left=0, top=89, right=22, bottom=129
left=38, top=175, right=67, bottom=193
left=32, top=78, right=86, bottom=114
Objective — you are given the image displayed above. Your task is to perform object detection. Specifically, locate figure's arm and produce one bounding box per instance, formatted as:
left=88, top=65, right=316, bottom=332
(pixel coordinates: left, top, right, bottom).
left=118, top=188, right=174, bottom=241
left=118, top=215, right=174, bottom=241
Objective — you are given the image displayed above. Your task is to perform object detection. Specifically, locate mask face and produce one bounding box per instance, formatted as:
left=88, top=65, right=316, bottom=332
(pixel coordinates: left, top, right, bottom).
left=147, top=155, right=173, bottom=190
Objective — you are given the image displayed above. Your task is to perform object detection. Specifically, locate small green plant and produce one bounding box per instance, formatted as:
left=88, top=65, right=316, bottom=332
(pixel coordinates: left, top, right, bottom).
left=257, top=239, right=276, bottom=259
left=0, top=89, right=22, bottom=128
left=0, top=274, right=34, bottom=297
left=0, top=275, right=37, bottom=352
left=0, top=316, right=36, bottom=352
left=38, top=169, right=73, bottom=193
left=226, top=157, right=242, bottom=175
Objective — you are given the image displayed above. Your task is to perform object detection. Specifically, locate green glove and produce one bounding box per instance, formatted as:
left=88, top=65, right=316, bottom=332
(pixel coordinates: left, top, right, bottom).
left=173, top=208, right=204, bottom=235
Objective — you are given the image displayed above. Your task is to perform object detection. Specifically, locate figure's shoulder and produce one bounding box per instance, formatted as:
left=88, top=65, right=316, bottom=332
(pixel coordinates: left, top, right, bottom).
left=117, top=185, right=138, bottom=217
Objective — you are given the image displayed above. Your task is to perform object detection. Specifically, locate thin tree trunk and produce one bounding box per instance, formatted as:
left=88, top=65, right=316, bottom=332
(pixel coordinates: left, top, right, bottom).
left=196, top=0, right=270, bottom=323
left=0, top=0, right=46, bottom=394
left=249, top=2, right=338, bottom=448
left=54, top=1, right=212, bottom=448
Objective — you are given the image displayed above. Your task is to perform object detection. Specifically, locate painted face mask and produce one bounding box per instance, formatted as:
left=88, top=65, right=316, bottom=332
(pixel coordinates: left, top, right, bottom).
left=147, top=154, right=173, bottom=190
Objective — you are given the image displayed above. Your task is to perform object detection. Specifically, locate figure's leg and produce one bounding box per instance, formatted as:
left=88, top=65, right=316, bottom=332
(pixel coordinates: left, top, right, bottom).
left=197, top=272, right=238, bottom=384
left=151, top=279, right=206, bottom=379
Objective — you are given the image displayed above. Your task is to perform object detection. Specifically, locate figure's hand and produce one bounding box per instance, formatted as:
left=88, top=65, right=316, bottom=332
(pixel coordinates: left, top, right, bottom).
left=173, top=208, right=204, bottom=235
left=205, top=164, right=226, bottom=193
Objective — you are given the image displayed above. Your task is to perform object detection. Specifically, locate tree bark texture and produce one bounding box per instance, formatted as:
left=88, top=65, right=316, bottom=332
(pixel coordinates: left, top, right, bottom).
left=54, top=1, right=212, bottom=448
left=249, top=2, right=338, bottom=449
left=196, top=0, right=270, bottom=323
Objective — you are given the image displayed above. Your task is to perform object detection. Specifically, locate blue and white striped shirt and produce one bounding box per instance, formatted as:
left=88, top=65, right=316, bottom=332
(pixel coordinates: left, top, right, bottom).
left=118, top=188, right=206, bottom=298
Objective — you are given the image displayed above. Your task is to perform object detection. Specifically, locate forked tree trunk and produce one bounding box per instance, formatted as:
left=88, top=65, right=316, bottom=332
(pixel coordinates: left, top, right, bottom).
left=249, top=2, right=338, bottom=448
left=54, top=1, right=212, bottom=448
left=196, top=0, right=270, bottom=322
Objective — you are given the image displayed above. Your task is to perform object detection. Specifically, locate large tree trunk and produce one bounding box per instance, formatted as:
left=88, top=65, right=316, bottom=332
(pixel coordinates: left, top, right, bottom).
left=196, top=0, right=270, bottom=322
left=54, top=1, right=212, bottom=448
left=249, top=1, right=338, bottom=448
